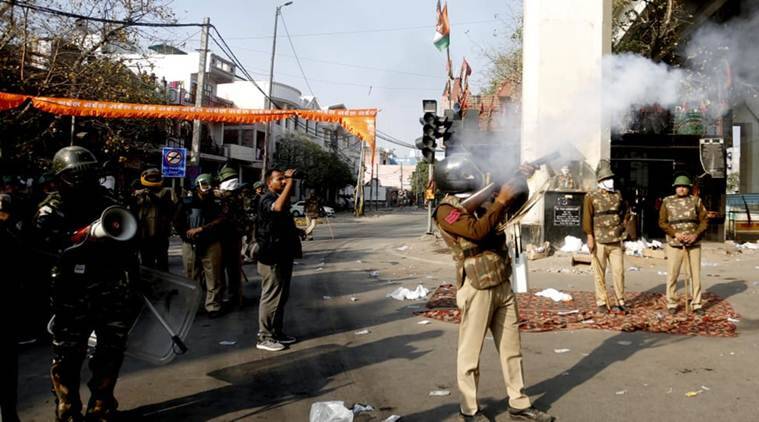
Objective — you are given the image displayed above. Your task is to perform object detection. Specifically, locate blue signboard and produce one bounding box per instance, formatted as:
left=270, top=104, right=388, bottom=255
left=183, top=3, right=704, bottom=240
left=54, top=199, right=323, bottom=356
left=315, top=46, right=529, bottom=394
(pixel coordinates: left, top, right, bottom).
left=161, top=147, right=187, bottom=178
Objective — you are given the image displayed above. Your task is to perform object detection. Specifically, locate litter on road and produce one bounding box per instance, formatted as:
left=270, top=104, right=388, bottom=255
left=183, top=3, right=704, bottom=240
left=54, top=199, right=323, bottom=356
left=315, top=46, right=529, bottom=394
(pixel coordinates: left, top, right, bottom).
left=383, top=416, right=402, bottom=422
left=350, top=297, right=359, bottom=302
left=657, top=271, right=668, bottom=276
left=351, top=403, right=374, bottom=415
left=429, top=390, right=451, bottom=397
left=686, top=391, right=702, bottom=397
left=355, top=329, right=370, bottom=335
left=701, top=385, right=711, bottom=391
left=628, top=266, right=640, bottom=272
left=397, top=245, right=410, bottom=251
left=554, top=348, right=571, bottom=354
left=535, top=288, right=573, bottom=302
left=218, top=340, right=237, bottom=346
left=617, top=341, right=632, bottom=346
left=727, top=317, right=740, bottom=323
left=557, top=309, right=579, bottom=316
left=387, top=285, right=429, bottom=301
left=370, top=271, right=380, bottom=278
left=418, top=320, right=432, bottom=325
left=309, top=401, right=354, bottom=422
left=615, top=390, right=626, bottom=395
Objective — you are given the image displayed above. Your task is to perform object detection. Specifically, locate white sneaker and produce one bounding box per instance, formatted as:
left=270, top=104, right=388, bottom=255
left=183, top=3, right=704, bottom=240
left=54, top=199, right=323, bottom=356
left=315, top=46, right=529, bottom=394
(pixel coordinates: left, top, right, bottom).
left=256, top=338, right=285, bottom=351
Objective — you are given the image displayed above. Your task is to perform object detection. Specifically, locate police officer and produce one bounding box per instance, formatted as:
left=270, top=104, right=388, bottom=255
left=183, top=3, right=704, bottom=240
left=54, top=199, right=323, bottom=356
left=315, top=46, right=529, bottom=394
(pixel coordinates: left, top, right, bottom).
left=583, top=160, right=626, bottom=313
left=434, top=154, right=553, bottom=422
left=34, top=146, right=140, bottom=421
left=217, top=166, right=248, bottom=307
left=174, top=173, right=226, bottom=317
left=131, top=168, right=176, bottom=271
left=0, top=194, right=21, bottom=422
left=658, top=175, right=709, bottom=315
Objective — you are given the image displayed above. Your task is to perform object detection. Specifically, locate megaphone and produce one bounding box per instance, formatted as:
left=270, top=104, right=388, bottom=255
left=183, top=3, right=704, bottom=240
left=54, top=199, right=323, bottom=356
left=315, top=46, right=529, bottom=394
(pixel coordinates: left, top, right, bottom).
left=91, top=206, right=137, bottom=241
left=71, top=206, right=137, bottom=244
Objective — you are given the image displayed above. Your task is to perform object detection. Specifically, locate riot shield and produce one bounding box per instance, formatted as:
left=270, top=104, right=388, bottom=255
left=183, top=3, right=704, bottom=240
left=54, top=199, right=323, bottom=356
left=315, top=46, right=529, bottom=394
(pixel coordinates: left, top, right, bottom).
left=125, top=266, right=201, bottom=365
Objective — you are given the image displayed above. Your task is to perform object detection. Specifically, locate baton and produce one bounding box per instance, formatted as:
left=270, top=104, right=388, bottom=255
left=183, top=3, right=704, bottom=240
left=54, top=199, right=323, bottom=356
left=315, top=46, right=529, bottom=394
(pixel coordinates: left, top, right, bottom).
left=142, top=295, right=188, bottom=354
left=681, top=245, right=692, bottom=314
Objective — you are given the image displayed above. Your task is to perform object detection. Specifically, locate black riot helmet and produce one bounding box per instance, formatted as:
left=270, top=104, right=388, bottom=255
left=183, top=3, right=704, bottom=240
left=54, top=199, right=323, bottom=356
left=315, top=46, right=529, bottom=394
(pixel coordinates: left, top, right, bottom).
left=433, top=152, right=485, bottom=194
left=51, top=146, right=99, bottom=188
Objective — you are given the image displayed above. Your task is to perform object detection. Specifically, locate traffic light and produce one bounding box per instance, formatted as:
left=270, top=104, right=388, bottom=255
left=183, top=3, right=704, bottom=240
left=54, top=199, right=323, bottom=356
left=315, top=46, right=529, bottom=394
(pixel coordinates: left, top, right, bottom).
left=417, top=112, right=438, bottom=162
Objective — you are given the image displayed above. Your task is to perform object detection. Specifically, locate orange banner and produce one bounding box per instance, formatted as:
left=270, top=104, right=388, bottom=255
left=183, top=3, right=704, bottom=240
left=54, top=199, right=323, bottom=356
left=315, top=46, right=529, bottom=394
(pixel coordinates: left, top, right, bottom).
left=0, top=92, right=377, bottom=156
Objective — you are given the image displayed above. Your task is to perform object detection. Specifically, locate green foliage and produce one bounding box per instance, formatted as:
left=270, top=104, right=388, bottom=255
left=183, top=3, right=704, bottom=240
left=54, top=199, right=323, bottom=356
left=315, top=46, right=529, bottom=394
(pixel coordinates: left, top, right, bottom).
left=481, top=18, right=523, bottom=96
left=410, top=160, right=429, bottom=196
left=273, top=132, right=356, bottom=196
left=0, top=0, right=176, bottom=172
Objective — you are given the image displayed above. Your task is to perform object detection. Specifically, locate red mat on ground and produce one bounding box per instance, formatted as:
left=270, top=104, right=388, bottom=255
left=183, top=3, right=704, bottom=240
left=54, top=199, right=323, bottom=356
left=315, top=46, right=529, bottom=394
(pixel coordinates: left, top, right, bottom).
left=416, top=284, right=740, bottom=337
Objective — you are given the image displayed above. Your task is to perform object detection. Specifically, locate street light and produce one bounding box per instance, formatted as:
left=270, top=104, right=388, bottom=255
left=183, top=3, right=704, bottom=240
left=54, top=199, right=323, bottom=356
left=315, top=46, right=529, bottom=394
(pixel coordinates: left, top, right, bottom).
left=261, top=1, right=294, bottom=182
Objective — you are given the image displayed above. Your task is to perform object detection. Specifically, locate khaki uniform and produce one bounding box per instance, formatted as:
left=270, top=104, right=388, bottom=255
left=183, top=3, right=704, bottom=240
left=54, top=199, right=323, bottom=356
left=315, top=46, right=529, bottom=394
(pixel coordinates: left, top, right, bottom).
left=582, top=189, right=626, bottom=307
left=658, top=195, right=709, bottom=310
left=435, top=194, right=531, bottom=415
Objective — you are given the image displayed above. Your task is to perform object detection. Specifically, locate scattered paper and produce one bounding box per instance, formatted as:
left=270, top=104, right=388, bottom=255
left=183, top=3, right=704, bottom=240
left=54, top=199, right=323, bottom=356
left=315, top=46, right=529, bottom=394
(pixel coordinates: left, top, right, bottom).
left=582, top=319, right=595, bottom=324
left=557, top=310, right=579, bottom=316
left=685, top=391, right=702, bottom=397
left=627, top=266, right=640, bottom=272
left=356, top=260, right=363, bottom=263
left=535, top=288, right=573, bottom=302
left=737, top=242, right=759, bottom=250
left=657, top=271, right=668, bottom=276
left=384, top=416, right=402, bottom=422
left=615, top=390, right=626, bottom=395
left=218, top=340, right=237, bottom=346
left=703, top=262, right=719, bottom=267
left=728, top=317, right=740, bottom=323
left=617, top=341, right=632, bottom=346
left=429, top=390, right=450, bottom=397
left=666, top=387, right=673, bottom=394
left=350, top=297, right=359, bottom=302
left=701, top=385, right=710, bottom=391
left=370, top=271, right=380, bottom=278
left=316, top=267, right=324, bottom=271
left=387, top=285, right=430, bottom=301
left=351, top=403, right=374, bottom=415
left=355, top=329, right=370, bottom=335
left=554, top=348, right=571, bottom=354
left=418, top=320, right=432, bottom=325
left=397, top=245, right=410, bottom=251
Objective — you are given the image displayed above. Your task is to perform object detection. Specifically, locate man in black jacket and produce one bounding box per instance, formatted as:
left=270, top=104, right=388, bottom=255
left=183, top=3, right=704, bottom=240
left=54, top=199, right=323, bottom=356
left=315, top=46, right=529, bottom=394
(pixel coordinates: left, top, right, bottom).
left=255, top=168, right=302, bottom=351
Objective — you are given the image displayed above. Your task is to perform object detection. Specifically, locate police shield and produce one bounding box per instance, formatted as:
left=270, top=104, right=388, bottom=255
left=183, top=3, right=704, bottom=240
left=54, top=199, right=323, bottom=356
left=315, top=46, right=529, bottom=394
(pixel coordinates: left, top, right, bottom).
left=126, top=267, right=201, bottom=365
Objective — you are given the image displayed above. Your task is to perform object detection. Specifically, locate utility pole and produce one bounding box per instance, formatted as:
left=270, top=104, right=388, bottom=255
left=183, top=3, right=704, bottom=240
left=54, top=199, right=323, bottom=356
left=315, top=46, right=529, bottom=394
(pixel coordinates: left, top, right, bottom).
left=426, top=161, right=434, bottom=234
left=262, top=1, right=294, bottom=182
left=354, top=144, right=366, bottom=216
left=191, top=17, right=210, bottom=167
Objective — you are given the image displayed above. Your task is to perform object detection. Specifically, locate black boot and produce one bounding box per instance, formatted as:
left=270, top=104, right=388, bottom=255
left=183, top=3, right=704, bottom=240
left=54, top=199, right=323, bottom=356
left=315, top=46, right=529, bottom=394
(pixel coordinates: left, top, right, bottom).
left=51, top=360, right=84, bottom=422
left=85, top=352, right=124, bottom=421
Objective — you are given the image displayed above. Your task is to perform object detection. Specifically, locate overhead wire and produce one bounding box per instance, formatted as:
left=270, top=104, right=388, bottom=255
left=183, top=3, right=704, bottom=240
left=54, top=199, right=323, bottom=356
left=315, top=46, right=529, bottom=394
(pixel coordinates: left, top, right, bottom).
left=279, top=12, right=316, bottom=98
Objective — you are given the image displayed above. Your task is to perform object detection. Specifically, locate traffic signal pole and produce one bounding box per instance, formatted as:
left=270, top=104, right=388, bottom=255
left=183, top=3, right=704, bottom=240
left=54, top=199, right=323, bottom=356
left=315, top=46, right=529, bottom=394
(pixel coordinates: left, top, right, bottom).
left=426, top=162, right=434, bottom=234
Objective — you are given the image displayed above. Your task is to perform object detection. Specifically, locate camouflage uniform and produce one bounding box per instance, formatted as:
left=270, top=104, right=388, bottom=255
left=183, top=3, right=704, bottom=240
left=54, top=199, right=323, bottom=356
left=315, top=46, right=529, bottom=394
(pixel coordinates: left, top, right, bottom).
left=35, top=189, right=140, bottom=421
left=435, top=193, right=533, bottom=416
left=219, top=190, right=249, bottom=305
left=131, top=187, right=176, bottom=271
left=659, top=195, right=708, bottom=310
left=583, top=188, right=626, bottom=307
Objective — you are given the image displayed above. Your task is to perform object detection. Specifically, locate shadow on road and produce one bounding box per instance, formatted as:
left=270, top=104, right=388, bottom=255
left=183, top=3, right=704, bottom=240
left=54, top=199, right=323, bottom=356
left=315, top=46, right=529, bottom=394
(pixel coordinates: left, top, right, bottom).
left=125, top=331, right=442, bottom=420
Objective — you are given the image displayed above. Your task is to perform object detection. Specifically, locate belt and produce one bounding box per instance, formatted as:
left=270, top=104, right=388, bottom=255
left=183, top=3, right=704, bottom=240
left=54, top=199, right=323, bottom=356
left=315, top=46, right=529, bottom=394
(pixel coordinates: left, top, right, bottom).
left=594, top=210, right=619, bottom=217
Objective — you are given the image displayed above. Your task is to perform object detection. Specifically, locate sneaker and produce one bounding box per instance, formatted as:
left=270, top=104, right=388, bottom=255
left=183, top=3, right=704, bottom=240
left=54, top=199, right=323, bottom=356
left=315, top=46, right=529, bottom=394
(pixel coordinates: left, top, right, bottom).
left=256, top=338, right=285, bottom=352
left=507, top=406, right=555, bottom=422
left=274, top=334, right=297, bottom=345
left=668, top=307, right=677, bottom=316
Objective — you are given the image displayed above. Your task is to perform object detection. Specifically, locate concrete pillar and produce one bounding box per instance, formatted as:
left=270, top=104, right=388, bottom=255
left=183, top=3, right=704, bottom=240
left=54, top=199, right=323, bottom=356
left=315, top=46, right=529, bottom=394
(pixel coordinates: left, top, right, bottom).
left=520, top=0, right=612, bottom=236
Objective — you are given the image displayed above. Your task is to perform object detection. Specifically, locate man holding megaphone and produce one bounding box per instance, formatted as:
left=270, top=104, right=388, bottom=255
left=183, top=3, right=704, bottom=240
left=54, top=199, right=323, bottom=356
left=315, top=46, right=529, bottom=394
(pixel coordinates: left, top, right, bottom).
left=34, top=146, right=141, bottom=422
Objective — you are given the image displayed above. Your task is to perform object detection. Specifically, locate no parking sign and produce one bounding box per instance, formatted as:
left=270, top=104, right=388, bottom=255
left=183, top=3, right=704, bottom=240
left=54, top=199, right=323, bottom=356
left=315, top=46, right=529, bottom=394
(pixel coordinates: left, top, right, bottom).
left=161, top=147, right=186, bottom=178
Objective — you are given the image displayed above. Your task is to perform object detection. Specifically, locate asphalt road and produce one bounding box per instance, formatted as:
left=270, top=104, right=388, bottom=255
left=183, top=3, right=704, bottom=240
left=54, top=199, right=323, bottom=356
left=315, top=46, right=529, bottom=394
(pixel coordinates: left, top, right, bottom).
left=15, top=209, right=759, bottom=421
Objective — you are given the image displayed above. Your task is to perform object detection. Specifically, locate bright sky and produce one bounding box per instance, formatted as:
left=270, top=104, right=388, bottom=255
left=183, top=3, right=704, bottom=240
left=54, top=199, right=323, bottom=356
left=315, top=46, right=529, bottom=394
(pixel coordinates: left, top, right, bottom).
left=163, top=0, right=521, bottom=153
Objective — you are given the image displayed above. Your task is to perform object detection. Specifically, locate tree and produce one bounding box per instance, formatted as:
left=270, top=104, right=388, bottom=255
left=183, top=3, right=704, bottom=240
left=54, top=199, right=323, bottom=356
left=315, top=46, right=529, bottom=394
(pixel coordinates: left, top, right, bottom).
left=0, top=0, right=176, bottom=173
left=612, top=0, right=693, bottom=63
left=410, top=161, right=429, bottom=205
left=481, top=22, right=523, bottom=96
left=273, top=132, right=356, bottom=203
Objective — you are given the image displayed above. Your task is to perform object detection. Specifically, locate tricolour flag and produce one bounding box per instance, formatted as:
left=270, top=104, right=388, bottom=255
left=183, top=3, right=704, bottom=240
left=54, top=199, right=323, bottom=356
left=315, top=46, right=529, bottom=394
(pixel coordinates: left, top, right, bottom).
left=433, top=1, right=450, bottom=51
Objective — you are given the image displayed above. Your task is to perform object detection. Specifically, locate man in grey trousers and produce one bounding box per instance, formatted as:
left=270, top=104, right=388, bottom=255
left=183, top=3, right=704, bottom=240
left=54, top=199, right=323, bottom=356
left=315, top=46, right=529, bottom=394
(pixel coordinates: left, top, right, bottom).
left=254, top=168, right=303, bottom=351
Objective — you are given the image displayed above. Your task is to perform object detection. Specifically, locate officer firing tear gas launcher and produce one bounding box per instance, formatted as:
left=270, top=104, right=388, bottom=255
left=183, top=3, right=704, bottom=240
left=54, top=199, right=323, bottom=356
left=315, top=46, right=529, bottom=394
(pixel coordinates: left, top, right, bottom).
left=433, top=151, right=557, bottom=422
left=33, top=146, right=188, bottom=422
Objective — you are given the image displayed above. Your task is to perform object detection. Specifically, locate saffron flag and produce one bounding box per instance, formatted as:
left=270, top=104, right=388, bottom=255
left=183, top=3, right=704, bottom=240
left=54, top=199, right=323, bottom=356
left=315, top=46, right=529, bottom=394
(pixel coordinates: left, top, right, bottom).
left=433, top=0, right=450, bottom=51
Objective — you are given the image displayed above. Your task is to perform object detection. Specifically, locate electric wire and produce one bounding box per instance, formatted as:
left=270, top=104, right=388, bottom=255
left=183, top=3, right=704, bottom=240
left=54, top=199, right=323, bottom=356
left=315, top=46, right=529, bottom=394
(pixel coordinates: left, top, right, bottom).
left=279, top=12, right=316, bottom=98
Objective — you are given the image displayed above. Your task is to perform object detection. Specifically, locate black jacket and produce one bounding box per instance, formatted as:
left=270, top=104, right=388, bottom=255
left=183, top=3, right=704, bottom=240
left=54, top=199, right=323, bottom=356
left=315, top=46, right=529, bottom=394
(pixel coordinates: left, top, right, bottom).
left=255, top=191, right=302, bottom=265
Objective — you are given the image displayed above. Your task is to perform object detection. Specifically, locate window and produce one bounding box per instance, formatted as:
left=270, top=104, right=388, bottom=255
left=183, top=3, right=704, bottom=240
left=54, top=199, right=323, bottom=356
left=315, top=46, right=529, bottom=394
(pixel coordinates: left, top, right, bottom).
left=223, top=129, right=239, bottom=144
left=241, top=129, right=255, bottom=147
